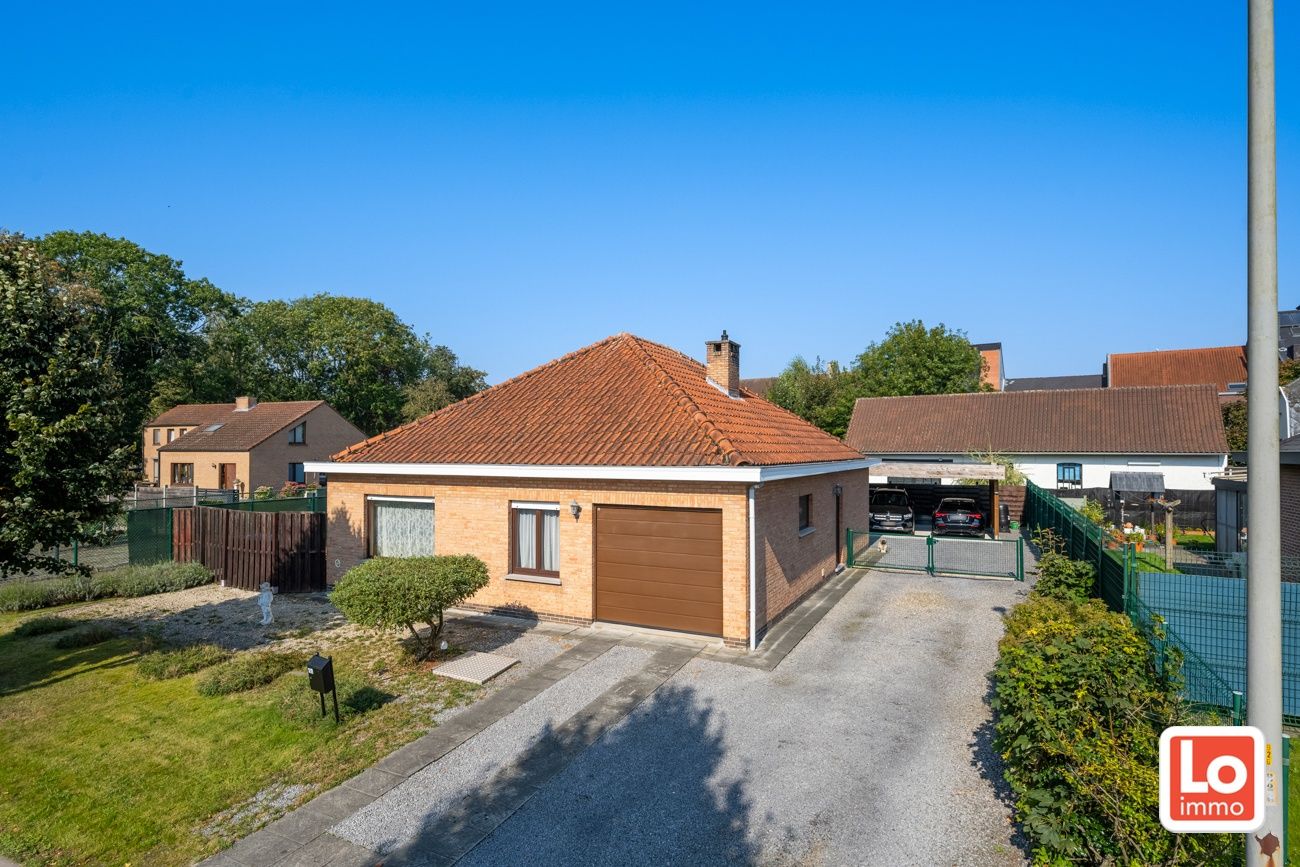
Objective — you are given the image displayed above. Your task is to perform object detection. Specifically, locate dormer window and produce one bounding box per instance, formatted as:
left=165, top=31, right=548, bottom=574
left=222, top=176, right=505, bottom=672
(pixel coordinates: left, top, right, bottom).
left=288, top=422, right=306, bottom=444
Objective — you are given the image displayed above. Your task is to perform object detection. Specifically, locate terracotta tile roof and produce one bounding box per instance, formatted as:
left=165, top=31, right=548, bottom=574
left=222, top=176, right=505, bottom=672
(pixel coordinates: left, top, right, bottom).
left=146, top=403, right=234, bottom=427
left=844, top=385, right=1228, bottom=455
left=1107, top=345, right=1248, bottom=392
left=334, top=334, right=863, bottom=467
left=158, top=401, right=323, bottom=452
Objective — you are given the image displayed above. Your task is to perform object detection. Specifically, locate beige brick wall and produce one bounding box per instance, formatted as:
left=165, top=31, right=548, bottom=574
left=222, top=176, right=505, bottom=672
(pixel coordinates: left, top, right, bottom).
left=754, top=468, right=870, bottom=635
left=325, top=475, right=753, bottom=644
left=1283, top=465, right=1300, bottom=558
left=142, top=425, right=199, bottom=481
left=158, top=451, right=250, bottom=489
left=249, top=404, right=366, bottom=490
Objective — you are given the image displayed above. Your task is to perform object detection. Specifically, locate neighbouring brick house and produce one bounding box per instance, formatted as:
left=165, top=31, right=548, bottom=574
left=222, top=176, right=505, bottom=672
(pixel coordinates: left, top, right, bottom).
left=145, top=397, right=365, bottom=493
left=1213, top=435, right=1300, bottom=557
left=308, top=333, right=875, bottom=649
left=1285, top=436, right=1300, bottom=557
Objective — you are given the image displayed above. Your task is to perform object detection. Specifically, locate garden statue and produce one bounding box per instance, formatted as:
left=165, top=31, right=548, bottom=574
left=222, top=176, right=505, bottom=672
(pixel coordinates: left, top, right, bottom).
left=258, top=582, right=274, bottom=626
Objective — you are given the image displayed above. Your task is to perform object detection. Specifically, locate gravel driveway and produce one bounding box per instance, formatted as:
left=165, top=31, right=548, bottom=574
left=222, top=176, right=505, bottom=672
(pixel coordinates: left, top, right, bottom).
left=347, top=569, right=1028, bottom=866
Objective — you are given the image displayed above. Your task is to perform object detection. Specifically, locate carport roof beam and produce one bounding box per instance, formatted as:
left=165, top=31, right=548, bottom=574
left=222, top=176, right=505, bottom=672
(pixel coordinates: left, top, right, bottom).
left=868, top=461, right=1006, bottom=481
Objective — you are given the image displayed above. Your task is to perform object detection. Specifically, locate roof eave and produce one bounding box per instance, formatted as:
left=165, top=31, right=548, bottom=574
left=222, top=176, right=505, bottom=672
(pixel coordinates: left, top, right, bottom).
left=304, top=458, right=879, bottom=483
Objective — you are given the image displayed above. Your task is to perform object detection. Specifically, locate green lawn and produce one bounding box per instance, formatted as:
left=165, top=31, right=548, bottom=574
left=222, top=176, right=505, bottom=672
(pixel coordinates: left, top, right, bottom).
left=0, top=609, right=477, bottom=865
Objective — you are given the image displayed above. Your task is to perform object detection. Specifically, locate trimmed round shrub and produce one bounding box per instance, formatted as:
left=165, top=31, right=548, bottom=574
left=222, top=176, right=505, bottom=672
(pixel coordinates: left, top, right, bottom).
left=13, top=615, right=78, bottom=637
left=332, top=555, right=489, bottom=656
left=53, top=623, right=118, bottom=649
left=196, top=651, right=307, bottom=696
left=137, top=643, right=231, bottom=680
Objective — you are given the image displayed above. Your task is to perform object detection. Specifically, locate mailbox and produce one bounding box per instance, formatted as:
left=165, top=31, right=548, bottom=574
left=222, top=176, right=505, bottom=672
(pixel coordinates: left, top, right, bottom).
left=307, top=654, right=334, bottom=693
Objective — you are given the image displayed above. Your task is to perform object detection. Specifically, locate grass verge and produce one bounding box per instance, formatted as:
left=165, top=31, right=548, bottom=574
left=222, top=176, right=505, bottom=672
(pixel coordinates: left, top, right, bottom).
left=0, top=612, right=479, bottom=865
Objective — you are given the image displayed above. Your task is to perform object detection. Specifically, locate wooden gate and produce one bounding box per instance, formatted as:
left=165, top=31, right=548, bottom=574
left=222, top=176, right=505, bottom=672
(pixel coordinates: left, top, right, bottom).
left=177, top=506, right=325, bottom=592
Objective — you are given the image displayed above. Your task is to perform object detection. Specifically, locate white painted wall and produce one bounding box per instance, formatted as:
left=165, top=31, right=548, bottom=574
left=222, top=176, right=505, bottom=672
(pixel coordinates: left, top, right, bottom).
left=878, top=453, right=1228, bottom=491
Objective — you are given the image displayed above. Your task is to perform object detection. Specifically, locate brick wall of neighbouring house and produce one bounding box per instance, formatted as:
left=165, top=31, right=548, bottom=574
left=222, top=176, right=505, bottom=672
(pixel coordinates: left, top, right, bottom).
left=1283, top=466, right=1300, bottom=558
left=754, top=468, right=871, bottom=637
left=325, top=475, right=753, bottom=645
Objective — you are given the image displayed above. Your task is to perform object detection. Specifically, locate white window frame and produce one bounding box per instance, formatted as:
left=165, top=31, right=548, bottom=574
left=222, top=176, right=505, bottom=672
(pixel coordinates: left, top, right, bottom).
left=365, top=495, right=435, bottom=558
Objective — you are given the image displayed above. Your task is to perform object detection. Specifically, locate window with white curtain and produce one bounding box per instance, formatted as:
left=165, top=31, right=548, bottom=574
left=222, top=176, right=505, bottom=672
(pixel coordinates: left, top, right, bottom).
left=511, top=502, right=560, bottom=578
left=368, top=497, right=435, bottom=558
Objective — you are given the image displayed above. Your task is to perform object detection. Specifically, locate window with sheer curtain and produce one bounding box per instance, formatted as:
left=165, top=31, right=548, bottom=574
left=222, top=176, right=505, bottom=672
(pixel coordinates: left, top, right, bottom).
left=511, top=504, right=559, bottom=577
left=368, top=498, right=435, bottom=557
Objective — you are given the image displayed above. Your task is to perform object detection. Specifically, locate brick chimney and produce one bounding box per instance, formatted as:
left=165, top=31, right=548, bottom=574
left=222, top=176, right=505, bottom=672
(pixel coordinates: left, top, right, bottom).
left=234, top=396, right=257, bottom=411
left=706, top=331, right=741, bottom=397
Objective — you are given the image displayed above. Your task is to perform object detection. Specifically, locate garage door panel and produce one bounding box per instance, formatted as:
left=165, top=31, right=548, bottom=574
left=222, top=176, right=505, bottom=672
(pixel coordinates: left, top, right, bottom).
left=596, top=605, right=723, bottom=636
left=596, top=517, right=722, bottom=540
left=595, top=505, right=723, bottom=637
left=597, top=576, right=723, bottom=603
left=597, top=535, right=723, bottom=559
left=595, top=561, right=722, bottom=588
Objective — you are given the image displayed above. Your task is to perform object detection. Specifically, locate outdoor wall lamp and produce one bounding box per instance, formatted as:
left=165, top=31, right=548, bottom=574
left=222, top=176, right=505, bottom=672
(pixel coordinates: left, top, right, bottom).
left=570, top=500, right=582, bottom=520
left=832, top=484, right=843, bottom=498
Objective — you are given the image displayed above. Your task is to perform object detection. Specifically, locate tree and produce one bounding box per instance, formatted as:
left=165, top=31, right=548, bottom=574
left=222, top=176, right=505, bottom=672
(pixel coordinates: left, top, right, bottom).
left=202, top=295, right=486, bottom=434
left=1219, top=358, right=1298, bottom=455
left=36, top=231, right=242, bottom=445
left=853, top=320, right=985, bottom=397
left=0, top=234, right=137, bottom=577
left=331, top=555, right=490, bottom=655
left=765, top=357, right=857, bottom=438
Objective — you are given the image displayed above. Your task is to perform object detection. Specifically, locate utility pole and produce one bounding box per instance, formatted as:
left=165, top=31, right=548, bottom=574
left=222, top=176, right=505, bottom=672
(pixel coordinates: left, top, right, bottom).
left=1246, top=0, right=1283, bottom=863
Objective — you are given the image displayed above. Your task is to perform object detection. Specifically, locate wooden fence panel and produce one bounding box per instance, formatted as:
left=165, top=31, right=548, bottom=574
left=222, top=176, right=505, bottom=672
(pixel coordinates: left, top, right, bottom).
left=173, top=507, right=194, bottom=562
left=190, top=506, right=324, bottom=592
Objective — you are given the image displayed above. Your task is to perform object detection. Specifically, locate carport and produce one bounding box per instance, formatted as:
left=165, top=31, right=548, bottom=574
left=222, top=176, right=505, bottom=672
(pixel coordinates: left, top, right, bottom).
left=869, top=461, right=1008, bottom=534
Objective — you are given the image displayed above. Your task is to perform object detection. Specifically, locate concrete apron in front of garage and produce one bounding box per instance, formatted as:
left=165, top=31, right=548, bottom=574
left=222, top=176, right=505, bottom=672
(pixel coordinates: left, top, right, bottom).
left=198, top=571, right=859, bottom=867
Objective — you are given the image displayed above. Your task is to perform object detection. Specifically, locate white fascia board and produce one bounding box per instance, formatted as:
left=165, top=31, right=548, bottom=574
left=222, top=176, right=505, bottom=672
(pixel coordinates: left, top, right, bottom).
left=304, top=458, right=879, bottom=483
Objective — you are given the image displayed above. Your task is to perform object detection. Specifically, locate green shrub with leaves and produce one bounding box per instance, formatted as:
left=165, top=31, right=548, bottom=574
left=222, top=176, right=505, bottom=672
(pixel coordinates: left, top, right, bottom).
left=1033, top=550, right=1097, bottom=601
left=0, top=562, right=211, bottom=612
left=12, top=615, right=77, bottom=637
left=137, top=643, right=231, bottom=680
left=993, top=594, right=1236, bottom=864
left=1078, top=497, right=1106, bottom=527
left=196, top=651, right=307, bottom=696
left=332, top=555, right=490, bottom=655
left=53, top=623, right=118, bottom=649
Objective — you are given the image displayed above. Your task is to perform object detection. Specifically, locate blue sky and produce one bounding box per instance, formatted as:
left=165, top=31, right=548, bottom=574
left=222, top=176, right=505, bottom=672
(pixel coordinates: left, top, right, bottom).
left=3, top=2, right=1297, bottom=383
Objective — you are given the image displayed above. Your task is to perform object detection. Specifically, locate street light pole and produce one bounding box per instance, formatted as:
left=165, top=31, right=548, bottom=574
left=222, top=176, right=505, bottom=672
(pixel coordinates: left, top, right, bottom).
left=1246, top=0, right=1283, bottom=864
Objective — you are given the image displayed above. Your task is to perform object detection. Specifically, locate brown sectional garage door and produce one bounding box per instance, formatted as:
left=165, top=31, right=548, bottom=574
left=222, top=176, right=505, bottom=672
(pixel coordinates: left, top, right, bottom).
left=594, top=505, right=723, bottom=637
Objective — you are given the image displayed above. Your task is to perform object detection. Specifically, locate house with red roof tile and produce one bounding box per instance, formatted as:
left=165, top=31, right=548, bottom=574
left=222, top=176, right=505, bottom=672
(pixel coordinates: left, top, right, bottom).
left=307, top=333, right=875, bottom=649
left=145, top=397, right=365, bottom=492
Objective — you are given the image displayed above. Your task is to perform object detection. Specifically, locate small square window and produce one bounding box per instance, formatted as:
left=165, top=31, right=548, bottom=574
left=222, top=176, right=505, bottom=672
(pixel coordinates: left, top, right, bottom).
left=288, top=462, right=305, bottom=483
left=1057, top=462, right=1083, bottom=490
left=171, top=462, right=194, bottom=485
left=798, top=494, right=812, bottom=533
left=288, top=423, right=306, bottom=444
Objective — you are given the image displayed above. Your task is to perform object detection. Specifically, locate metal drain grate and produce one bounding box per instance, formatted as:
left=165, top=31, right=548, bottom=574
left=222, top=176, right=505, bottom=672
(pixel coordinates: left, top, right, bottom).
left=433, top=651, right=519, bottom=684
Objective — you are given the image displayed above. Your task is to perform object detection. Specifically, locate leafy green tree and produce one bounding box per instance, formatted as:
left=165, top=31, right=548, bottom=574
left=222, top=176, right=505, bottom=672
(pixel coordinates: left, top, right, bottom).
left=332, top=555, right=490, bottom=654
left=203, top=294, right=486, bottom=434
left=36, top=231, right=242, bottom=442
left=0, top=234, right=136, bottom=577
left=1220, top=358, right=1298, bottom=455
left=765, top=357, right=857, bottom=437
left=854, top=320, right=985, bottom=397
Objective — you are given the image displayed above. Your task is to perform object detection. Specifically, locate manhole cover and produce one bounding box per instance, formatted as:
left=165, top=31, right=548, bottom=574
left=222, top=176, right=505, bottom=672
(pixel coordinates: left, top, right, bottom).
left=434, top=651, right=519, bottom=684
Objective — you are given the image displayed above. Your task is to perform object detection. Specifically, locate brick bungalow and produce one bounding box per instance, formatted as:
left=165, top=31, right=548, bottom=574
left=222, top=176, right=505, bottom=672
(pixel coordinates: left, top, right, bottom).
left=307, top=333, right=875, bottom=649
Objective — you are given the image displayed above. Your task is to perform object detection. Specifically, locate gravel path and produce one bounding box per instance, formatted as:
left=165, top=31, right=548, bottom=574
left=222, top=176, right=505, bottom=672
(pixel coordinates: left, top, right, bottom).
left=457, top=570, right=1028, bottom=866
left=332, top=644, right=655, bottom=856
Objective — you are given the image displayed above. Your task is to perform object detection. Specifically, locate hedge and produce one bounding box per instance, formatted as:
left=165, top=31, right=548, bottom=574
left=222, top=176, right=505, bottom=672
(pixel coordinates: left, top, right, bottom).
left=0, top=562, right=213, bottom=612
left=993, top=573, right=1236, bottom=863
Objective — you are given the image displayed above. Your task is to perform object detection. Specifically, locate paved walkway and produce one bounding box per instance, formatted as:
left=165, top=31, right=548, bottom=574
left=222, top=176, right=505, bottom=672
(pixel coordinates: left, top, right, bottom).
left=203, top=568, right=1027, bottom=866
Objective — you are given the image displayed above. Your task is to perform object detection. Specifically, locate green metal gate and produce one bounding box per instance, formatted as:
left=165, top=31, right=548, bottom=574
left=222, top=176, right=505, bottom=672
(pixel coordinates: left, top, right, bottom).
left=846, top=529, right=1024, bottom=581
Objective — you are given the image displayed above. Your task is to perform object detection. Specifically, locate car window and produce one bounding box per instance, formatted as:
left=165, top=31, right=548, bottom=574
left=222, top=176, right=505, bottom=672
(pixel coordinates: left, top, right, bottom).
left=939, top=499, right=977, bottom=511
left=872, top=491, right=909, bottom=508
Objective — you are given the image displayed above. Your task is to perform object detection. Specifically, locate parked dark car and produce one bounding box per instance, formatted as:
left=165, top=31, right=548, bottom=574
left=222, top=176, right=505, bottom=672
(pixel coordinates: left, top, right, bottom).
left=932, top=497, right=985, bottom=537
left=869, top=488, right=914, bottom=533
